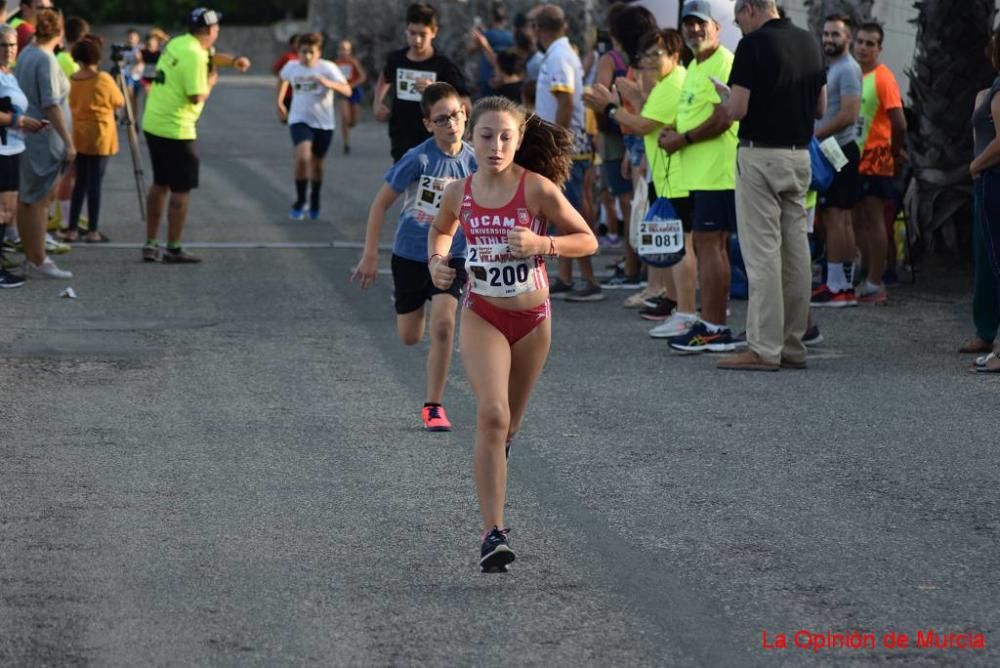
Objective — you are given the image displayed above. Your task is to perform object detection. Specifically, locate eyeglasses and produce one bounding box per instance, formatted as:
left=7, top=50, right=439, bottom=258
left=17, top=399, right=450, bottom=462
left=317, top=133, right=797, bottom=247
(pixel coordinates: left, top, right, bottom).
left=430, top=109, right=466, bottom=127
left=0, top=43, right=17, bottom=49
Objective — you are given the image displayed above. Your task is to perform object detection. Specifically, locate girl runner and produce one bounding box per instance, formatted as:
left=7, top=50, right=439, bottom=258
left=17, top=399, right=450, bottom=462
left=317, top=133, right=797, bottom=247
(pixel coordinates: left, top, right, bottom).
left=428, top=97, right=598, bottom=572
left=276, top=32, right=351, bottom=220
left=334, top=40, right=367, bottom=154
left=352, top=83, right=476, bottom=432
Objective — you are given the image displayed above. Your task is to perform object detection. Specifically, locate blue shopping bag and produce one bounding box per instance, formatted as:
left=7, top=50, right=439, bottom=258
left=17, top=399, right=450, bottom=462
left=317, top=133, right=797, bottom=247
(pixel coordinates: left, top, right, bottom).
left=809, top=137, right=834, bottom=193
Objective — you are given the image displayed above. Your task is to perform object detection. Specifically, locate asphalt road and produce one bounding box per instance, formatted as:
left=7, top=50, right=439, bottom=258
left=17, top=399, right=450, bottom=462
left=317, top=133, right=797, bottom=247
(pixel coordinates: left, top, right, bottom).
left=1, top=76, right=997, bottom=667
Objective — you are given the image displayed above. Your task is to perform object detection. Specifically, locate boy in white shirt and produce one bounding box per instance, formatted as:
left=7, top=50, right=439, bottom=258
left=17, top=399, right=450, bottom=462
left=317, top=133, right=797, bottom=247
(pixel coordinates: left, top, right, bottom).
left=277, top=32, right=351, bottom=220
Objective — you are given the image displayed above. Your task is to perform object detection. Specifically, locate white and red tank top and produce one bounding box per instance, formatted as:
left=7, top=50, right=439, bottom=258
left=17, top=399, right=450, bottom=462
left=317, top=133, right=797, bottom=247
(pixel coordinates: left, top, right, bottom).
left=459, top=171, right=549, bottom=298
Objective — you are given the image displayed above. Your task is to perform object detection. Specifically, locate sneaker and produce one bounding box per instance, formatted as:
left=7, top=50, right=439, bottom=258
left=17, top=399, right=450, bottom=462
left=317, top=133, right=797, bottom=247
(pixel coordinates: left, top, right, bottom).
left=624, top=288, right=662, bottom=309
left=668, top=321, right=738, bottom=353
left=857, top=282, right=888, bottom=305
left=649, top=312, right=698, bottom=338
left=47, top=205, right=61, bottom=231
left=640, top=299, right=678, bottom=322
left=564, top=282, right=605, bottom=302
left=802, top=324, right=824, bottom=347
left=308, top=208, right=321, bottom=221
left=548, top=277, right=574, bottom=299
left=25, top=257, right=72, bottom=279
left=598, top=234, right=623, bottom=250
left=1, top=255, right=21, bottom=270
left=601, top=272, right=645, bottom=290
left=811, top=285, right=857, bottom=308
left=605, top=258, right=625, bottom=271
left=480, top=526, right=515, bottom=573
left=643, top=295, right=670, bottom=310
left=421, top=404, right=451, bottom=432
left=289, top=205, right=306, bottom=221
left=142, top=244, right=161, bottom=262
left=44, top=234, right=71, bottom=255
left=0, top=268, right=25, bottom=288
left=3, top=238, right=22, bottom=252
left=162, top=247, right=202, bottom=264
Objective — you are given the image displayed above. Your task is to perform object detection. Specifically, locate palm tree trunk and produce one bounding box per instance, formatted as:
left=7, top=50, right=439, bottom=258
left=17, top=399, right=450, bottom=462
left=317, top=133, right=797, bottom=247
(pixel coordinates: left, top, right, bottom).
left=908, top=0, right=998, bottom=252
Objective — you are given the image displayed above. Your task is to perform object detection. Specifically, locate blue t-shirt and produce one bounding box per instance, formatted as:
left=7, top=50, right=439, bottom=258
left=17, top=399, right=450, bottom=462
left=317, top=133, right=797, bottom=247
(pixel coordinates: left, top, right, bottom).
left=479, top=28, right=515, bottom=94
left=386, top=137, right=477, bottom=261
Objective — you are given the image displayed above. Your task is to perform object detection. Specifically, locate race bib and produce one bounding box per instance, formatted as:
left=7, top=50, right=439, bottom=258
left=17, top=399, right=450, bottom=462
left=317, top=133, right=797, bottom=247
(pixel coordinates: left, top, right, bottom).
left=637, top=218, right=684, bottom=256
left=396, top=68, right=436, bottom=102
left=466, top=243, right=536, bottom=298
left=414, top=176, right=453, bottom=219
left=293, top=75, right=320, bottom=93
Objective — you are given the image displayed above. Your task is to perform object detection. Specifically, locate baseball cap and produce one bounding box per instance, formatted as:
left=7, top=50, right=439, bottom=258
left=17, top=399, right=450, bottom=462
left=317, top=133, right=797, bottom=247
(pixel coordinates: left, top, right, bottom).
left=681, top=0, right=717, bottom=23
left=190, top=7, right=222, bottom=28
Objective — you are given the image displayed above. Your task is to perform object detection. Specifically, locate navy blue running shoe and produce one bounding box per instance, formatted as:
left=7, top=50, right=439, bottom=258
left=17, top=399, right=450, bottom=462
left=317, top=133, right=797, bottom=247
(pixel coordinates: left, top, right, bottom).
left=668, top=321, right=738, bottom=354
left=480, top=527, right=515, bottom=573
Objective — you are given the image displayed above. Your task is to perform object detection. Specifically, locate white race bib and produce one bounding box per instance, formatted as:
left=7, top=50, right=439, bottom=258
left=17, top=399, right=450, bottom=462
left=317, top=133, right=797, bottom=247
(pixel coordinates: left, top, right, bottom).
left=414, top=176, right=453, bottom=218
left=466, top=243, right=535, bottom=298
left=637, top=218, right=684, bottom=256
left=396, top=68, right=436, bottom=102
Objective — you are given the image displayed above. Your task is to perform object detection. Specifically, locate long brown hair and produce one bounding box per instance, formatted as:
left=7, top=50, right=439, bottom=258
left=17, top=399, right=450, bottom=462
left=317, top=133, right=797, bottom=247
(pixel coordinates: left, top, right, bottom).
left=468, top=96, right=573, bottom=186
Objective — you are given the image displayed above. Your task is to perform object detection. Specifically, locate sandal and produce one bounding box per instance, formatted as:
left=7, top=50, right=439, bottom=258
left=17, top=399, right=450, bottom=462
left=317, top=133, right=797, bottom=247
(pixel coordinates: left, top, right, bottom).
left=58, top=230, right=80, bottom=243
left=958, top=336, right=993, bottom=354
left=84, top=232, right=110, bottom=243
left=974, top=352, right=1000, bottom=373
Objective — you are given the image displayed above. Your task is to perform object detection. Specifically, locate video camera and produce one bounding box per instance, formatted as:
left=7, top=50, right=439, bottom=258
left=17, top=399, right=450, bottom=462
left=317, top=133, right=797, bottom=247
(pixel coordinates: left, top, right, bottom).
left=109, top=42, right=131, bottom=64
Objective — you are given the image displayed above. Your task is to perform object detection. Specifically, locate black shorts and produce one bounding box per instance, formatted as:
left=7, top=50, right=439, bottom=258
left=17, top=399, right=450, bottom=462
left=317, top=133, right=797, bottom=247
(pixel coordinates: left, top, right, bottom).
left=145, top=132, right=199, bottom=192
left=0, top=153, right=19, bottom=192
left=391, top=254, right=467, bottom=315
left=690, top=190, right=737, bottom=233
left=289, top=123, right=334, bottom=159
left=859, top=174, right=896, bottom=201
left=819, top=142, right=861, bottom=210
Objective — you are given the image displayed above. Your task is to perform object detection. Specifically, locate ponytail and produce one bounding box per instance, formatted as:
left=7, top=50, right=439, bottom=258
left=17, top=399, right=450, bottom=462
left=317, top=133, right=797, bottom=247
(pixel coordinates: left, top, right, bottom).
left=469, top=96, right=574, bottom=186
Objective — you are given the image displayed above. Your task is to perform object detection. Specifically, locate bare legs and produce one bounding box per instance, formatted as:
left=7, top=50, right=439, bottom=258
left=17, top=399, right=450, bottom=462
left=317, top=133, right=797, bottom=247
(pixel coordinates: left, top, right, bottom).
left=396, top=294, right=459, bottom=405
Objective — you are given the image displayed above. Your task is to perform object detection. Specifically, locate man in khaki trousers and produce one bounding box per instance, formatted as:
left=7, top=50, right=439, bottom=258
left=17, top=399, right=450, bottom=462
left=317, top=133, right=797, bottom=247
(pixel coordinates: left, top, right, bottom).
left=713, top=0, right=827, bottom=371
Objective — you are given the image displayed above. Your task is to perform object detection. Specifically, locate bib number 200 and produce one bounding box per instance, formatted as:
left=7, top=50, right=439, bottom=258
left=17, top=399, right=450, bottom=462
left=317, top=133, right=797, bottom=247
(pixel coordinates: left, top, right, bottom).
left=488, top=264, right=529, bottom=287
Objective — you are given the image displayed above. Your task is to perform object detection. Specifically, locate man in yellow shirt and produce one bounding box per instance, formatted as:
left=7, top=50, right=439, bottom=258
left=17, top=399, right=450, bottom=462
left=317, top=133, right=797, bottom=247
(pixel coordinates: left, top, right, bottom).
left=142, top=7, right=249, bottom=263
left=659, top=0, right=740, bottom=354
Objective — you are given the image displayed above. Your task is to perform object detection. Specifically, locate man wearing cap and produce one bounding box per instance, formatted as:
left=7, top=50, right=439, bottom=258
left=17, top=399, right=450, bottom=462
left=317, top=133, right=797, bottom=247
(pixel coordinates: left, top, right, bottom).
left=141, top=8, right=250, bottom=263
left=659, top=0, right=740, bottom=354
left=715, top=0, right=827, bottom=371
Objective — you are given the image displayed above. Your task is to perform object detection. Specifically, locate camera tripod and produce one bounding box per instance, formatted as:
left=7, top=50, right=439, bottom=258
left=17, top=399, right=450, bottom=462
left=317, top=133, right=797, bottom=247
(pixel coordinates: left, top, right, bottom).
left=110, top=57, right=146, bottom=224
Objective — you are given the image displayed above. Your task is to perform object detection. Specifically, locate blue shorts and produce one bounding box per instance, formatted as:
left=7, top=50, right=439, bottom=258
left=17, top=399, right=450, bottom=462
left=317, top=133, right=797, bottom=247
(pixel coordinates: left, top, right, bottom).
left=564, top=159, right=590, bottom=214
left=337, top=88, right=363, bottom=105
left=601, top=159, right=632, bottom=197
left=290, top=123, right=334, bottom=159
left=690, top=190, right=737, bottom=233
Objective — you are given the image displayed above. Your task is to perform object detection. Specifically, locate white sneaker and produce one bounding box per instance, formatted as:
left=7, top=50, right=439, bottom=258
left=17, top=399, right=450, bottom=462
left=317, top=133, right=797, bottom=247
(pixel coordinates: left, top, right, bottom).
left=649, top=312, right=698, bottom=339
left=25, top=257, right=72, bottom=279
left=44, top=234, right=71, bottom=255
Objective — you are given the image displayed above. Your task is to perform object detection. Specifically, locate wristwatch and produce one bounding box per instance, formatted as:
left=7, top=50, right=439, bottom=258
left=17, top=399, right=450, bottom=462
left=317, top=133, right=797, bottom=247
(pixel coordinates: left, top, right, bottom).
left=605, top=103, right=618, bottom=122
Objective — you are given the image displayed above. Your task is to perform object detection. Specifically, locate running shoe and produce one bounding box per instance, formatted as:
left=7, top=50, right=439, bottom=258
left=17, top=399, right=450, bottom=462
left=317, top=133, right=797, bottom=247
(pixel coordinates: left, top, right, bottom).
left=565, top=282, right=605, bottom=302
left=25, top=257, right=72, bottom=279
left=810, top=285, right=857, bottom=308
left=421, top=404, right=451, bottom=432
left=601, top=273, right=645, bottom=290
left=802, top=323, right=824, bottom=347
left=162, top=247, right=202, bottom=264
left=44, top=234, right=71, bottom=255
left=643, top=295, right=673, bottom=310
left=289, top=205, right=306, bottom=221
left=0, top=268, right=25, bottom=288
left=308, top=208, right=321, bottom=221
left=649, top=312, right=699, bottom=338
left=1, top=255, right=21, bottom=270
left=598, top=234, right=623, bottom=250
left=857, top=282, right=888, bottom=305
left=142, top=243, right=160, bottom=262
left=480, top=526, right=515, bottom=573
left=668, top=322, right=738, bottom=353
left=548, top=278, right=574, bottom=299
left=640, top=299, right=677, bottom=322
left=3, top=238, right=22, bottom=252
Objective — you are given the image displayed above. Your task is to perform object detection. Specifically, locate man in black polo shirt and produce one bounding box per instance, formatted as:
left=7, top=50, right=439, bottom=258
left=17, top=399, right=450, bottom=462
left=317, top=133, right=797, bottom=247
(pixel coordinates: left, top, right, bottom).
left=714, top=0, right=827, bottom=372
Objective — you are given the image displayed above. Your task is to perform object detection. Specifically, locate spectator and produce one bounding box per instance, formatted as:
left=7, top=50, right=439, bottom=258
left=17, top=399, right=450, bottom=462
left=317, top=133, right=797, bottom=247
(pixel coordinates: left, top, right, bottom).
left=140, top=28, right=168, bottom=91
left=493, top=50, right=523, bottom=103
left=0, top=23, right=46, bottom=287
left=468, top=0, right=513, bottom=98
left=272, top=33, right=298, bottom=115
left=853, top=21, right=907, bottom=305
left=56, top=17, right=88, bottom=78
left=141, top=8, right=241, bottom=263
left=373, top=2, right=471, bottom=162
left=716, top=0, right=827, bottom=371
left=121, top=28, right=144, bottom=114
left=13, top=0, right=53, bottom=53
left=517, top=9, right=544, bottom=109
left=533, top=3, right=603, bottom=302
left=810, top=14, right=863, bottom=308
left=659, top=0, right=740, bottom=353
left=15, top=7, right=73, bottom=279
left=968, top=28, right=1000, bottom=373
left=62, top=36, right=124, bottom=243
